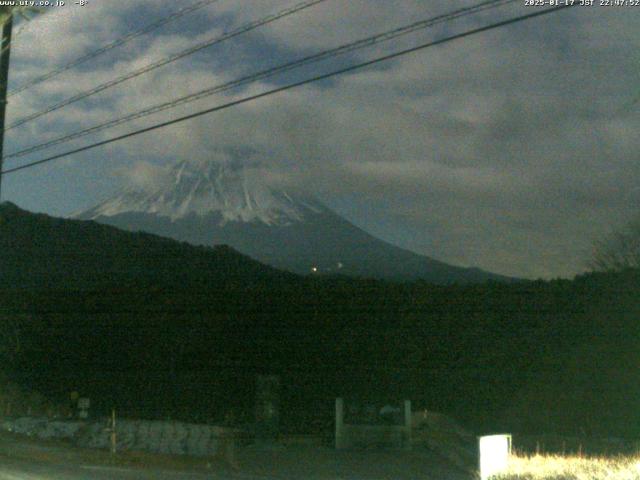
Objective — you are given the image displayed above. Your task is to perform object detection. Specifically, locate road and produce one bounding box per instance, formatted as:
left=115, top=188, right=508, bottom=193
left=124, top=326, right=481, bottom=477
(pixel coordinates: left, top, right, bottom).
left=0, top=456, right=219, bottom=480
left=0, top=454, right=280, bottom=480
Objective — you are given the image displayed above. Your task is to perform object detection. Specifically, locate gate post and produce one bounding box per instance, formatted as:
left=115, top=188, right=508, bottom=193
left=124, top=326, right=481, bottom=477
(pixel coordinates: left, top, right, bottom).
left=255, top=375, right=280, bottom=444
left=335, top=398, right=345, bottom=449
left=403, top=400, right=412, bottom=450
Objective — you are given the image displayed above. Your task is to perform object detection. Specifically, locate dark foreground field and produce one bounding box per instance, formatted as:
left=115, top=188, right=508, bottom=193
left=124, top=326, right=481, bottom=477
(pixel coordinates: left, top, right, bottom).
left=0, top=430, right=473, bottom=480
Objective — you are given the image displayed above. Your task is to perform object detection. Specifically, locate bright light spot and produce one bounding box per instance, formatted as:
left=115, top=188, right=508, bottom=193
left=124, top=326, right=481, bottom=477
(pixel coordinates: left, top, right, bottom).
left=337, top=262, right=343, bottom=269
left=311, top=266, right=318, bottom=273
left=479, top=434, right=511, bottom=480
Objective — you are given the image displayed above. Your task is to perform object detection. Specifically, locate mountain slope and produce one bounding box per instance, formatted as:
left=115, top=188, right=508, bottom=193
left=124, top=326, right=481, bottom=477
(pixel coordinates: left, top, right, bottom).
left=0, top=201, right=292, bottom=290
left=77, top=159, right=511, bottom=283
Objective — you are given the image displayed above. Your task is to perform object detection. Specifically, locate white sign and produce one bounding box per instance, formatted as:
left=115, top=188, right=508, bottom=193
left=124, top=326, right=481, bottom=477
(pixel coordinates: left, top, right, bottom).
left=479, top=434, right=511, bottom=480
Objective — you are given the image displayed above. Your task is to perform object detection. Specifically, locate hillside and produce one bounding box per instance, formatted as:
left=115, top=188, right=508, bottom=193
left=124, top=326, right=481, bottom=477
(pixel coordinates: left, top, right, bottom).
left=0, top=201, right=293, bottom=290
left=0, top=203, right=638, bottom=438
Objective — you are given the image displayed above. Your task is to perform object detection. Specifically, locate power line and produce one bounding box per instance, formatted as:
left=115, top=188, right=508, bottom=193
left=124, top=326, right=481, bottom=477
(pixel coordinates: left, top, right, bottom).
left=3, top=0, right=518, bottom=161
left=3, top=8, right=46, bottom=51
left=3, top=0, right=329, bottom=132
left=0, top=13, right=12, bottom=201
left=6, top=0, right=221, bottom=98
left=0, top=7, right=46, bottom=74
left=0, top=4, right=576, bottom=177
left=0, top=7, right=50, bottom=200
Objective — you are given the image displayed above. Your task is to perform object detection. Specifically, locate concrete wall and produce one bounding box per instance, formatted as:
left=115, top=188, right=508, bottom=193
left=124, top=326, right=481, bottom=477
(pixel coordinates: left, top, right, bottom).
left=1, top=417, right=238, bottom=457
left=2, top=417, right=84, bottom=439
left=335, top=398, right=412, bottom=449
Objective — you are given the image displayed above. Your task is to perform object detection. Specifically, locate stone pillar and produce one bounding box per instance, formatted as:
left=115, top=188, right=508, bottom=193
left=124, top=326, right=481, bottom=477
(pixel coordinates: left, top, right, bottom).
left=255, top=375, right=280, bottom=443
left=78, top=397, right=90, bottom=420
left=403, top=399, right=412, bottom=450
left=335, top=397, right=345, bottom=449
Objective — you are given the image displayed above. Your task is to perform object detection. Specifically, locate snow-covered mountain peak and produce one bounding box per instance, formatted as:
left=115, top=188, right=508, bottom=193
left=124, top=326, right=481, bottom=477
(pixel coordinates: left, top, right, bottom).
left=80, top=159, right=324, bottom=226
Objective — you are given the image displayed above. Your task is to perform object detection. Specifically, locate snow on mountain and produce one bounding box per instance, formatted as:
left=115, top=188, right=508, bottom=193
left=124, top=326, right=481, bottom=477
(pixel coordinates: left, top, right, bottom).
left=77, top=158, right=513, bottom=283
left=82, top=159, right=323, bottom=226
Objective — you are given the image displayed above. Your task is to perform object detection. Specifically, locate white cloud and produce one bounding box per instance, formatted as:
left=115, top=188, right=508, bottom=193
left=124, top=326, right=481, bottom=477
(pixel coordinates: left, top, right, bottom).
left=113, top=159, right=170, bottom=191
left=4, top=0, right=639, bottom=278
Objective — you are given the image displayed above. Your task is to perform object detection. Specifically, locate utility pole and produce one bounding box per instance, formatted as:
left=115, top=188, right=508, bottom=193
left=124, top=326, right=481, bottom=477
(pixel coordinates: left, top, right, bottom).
left=0, top=8, right=13, bottom=201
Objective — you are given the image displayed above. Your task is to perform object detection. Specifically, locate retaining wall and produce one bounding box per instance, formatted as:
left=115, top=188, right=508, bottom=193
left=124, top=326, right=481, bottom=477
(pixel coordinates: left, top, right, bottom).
left=1, top=416, right=238, bottom=457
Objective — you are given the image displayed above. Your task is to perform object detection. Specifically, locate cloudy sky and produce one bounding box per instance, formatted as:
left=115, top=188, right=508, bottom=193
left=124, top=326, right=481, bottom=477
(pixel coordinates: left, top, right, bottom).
left=1, top=0, right=638, bottom=279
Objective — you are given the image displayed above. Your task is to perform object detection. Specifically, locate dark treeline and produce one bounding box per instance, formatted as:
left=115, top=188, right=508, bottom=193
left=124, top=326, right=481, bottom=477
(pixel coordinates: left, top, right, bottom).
left=0, top=203, right=638, bottom=437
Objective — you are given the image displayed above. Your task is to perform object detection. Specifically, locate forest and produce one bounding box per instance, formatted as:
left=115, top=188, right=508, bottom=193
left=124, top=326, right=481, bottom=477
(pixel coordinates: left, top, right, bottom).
left=1, top=202, right=638, bottom=438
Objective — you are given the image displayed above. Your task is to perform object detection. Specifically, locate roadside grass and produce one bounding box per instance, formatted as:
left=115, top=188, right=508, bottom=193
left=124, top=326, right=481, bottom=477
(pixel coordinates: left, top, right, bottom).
left=496, top=452, right=640, bottom=480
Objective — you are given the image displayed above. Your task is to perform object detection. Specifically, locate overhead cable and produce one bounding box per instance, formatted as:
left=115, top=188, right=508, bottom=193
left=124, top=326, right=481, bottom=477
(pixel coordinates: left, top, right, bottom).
left=6, top=0, right=221, bottom=98
left=4, top=0, right=518, bottom=161
left=1, top=4, right=577, bottom=177
left=3, top=0, right=329, bottom=131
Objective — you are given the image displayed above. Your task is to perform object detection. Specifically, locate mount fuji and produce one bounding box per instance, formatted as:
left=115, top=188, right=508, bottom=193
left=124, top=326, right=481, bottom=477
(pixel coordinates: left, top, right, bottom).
left=76, top=159, right=509, bottom=283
